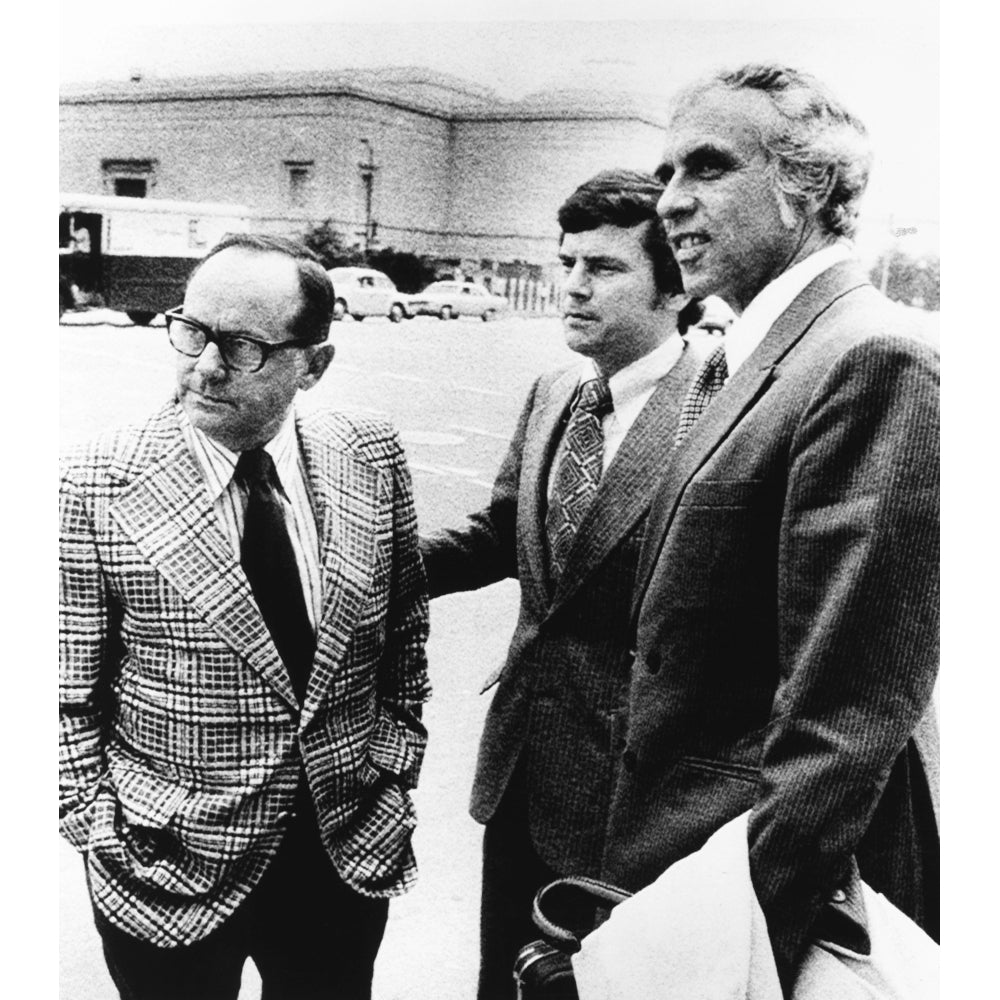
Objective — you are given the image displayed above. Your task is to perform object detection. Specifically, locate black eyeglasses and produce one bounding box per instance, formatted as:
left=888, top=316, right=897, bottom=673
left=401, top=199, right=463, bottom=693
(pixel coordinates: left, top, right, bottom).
left=165, top=308, right=318, bottom=374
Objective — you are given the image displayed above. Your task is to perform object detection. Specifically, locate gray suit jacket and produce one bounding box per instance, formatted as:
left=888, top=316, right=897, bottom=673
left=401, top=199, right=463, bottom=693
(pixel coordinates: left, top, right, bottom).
left=613, top=263, right=939, bottom=991
left=421, top=344, right=697, bottom=874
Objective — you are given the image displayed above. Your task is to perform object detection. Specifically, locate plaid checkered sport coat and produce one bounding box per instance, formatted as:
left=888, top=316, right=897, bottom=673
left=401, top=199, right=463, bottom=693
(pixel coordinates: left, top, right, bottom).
left=59, top=401, right=430, bottom=947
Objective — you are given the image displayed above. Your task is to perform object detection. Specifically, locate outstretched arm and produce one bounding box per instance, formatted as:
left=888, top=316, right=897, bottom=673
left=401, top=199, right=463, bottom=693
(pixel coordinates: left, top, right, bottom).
left=420, top=378, right=540, bottom=598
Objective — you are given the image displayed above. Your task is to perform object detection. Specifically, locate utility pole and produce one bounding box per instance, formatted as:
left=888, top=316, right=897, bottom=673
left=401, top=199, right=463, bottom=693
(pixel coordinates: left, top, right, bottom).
left=358, top=139, right=379, bottom=258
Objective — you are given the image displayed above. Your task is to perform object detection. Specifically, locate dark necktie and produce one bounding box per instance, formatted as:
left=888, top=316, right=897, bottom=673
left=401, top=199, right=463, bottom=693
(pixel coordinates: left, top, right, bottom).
left=674, top=342, right=729, bottom=447
left=545, top=376, right=613, bottom=579
left=236, top=448, right=315, bottom=704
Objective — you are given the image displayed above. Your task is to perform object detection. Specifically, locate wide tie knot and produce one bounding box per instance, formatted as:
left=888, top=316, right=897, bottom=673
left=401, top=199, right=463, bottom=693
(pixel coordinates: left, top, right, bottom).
left=236, top=447, right=277, bottom=489
left=698, top=342, right=729, bottom=389
left=575, top=376, right=613, bottom=419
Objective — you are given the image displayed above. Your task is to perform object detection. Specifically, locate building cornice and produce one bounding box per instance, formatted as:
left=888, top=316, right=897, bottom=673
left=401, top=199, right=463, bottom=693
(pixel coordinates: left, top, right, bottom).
left=59, top=67, right=670, bottom=126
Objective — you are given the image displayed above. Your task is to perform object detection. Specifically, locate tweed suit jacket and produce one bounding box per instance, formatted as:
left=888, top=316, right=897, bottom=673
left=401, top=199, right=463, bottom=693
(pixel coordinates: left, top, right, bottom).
left=421, top=343, right=698, bottom=875
left=59, top=401, right=430, bottom=947
left=605, top=262, right=939, bottom=991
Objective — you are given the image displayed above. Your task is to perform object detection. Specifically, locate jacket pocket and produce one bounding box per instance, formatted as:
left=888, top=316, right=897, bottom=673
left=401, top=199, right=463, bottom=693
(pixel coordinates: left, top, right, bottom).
left=679, top=479, right=764, bottom=509
left=362, top=706, right=426, bottom=789
left=110, top=759, right=190, bottom=829
left=677, top=755, right=760, bottom=784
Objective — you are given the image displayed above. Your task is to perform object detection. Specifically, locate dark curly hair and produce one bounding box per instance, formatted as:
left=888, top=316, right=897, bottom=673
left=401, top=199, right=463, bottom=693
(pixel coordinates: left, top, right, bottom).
left=558, top=169, right=683, bottom=297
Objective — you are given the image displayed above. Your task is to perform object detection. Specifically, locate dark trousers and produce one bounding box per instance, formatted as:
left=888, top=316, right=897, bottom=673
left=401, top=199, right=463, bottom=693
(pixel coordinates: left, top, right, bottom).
left=477, top=772, right=596, bottom=1000
left=93, top=808, right=389, bottom=1000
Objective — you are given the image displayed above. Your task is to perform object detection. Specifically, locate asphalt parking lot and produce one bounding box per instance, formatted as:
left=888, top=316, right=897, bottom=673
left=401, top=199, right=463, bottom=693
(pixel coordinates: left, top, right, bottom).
left=59, top=310, right=575, bottom=1000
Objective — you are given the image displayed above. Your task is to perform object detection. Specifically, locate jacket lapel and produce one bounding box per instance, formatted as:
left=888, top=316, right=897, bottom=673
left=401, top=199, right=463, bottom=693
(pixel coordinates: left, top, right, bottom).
left=548, top=342, right=699, bottom=612
left=518, top=368, right=578, bottom=607
left=297, top=423, right=379, bottom=722
left=631, top=261, right=871, bottom=614
left=108, top=406, right=299, bottom=712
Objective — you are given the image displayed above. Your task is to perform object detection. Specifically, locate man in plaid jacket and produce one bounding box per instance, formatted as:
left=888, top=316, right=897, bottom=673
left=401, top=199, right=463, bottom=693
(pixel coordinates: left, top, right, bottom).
left=59, top=234, right=430, bottom=1000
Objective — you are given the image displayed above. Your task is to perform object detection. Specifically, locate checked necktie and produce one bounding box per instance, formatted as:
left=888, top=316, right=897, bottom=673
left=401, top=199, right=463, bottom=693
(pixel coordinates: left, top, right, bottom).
left=545, top=376, right=613, bottom=580
left=674, top=342, right=729, bottom=448
left=236, top=448, right=315, bottom=704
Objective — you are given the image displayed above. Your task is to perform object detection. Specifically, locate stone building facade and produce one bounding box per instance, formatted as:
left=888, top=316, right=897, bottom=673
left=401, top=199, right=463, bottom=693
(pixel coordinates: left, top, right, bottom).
left=59, top=68, right=669, bottom=271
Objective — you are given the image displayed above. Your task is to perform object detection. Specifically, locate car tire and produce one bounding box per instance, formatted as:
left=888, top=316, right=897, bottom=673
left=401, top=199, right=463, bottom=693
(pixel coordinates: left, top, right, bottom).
left=126, top=310, right=157, bottom=326
left=333, top=299, right=347, bottom=321
left=352, top=314, right=365, bottom=322
left=389, top=303, right=404, bottom=323
left=482, top=309, right=496, bottom=322
left=59, top=276, right=75, bottom=319
left=440, top=305, right=453, bottom=321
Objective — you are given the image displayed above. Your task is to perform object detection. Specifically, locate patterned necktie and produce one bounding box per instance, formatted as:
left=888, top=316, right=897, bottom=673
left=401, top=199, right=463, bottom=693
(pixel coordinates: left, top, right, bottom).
left=545, top=376, right=613, bottom=579
left=674, top=342, right=729, bottom=447
left=236, top=448, right=315, bottom=704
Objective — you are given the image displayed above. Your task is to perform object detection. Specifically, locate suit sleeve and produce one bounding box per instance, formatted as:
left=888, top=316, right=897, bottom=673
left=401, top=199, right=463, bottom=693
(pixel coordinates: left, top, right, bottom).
left=748, top=333, right=940, bottom=989
left=374, top=432, right=432, bottom=790
left=59, top=466, right=115, bottom=851
left=419, top=378, right=540, bottom=598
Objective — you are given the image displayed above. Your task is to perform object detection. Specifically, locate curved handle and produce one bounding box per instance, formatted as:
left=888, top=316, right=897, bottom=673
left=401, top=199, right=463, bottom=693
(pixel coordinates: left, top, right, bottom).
left=531, top=876, right=633, bottom=954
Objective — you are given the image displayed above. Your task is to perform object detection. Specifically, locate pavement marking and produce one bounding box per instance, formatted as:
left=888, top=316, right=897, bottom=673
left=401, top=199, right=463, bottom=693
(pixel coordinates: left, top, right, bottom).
left=436, top=463, right=483, bottom=477
left=451, top=384, right=509, bottom=398
left=449, top=424, right=511, bottom=441
left=409, top=461, right=491, bottom=488
left=332, top=364, right=510, bottom=399
left=61, top=344, right=168, bottom=373
left=401, top=431, right=466, bottom=446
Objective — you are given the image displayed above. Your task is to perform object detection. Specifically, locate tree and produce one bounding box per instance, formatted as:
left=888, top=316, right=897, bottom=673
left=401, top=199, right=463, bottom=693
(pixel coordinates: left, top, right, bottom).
left=366, top=248, right=438, bottom=293
left=869, top=248, right=940, bottom=311
left=301, top=220, right=364, bottom=269
left=300, top=221, right=438, bottom=292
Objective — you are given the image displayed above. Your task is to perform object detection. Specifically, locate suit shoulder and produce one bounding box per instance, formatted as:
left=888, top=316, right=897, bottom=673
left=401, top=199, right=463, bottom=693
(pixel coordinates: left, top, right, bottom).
left=824, top=285, right=939, bottom=360
left=297, top=407, right=405, bottom=468
left=533, top=364, right=579, bottom=402
left=60, top=402, right=180, bottom=488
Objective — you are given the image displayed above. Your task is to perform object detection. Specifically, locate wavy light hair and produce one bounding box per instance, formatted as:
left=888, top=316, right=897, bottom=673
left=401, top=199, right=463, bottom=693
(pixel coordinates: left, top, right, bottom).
left=681, top=64, right=873, bottom=238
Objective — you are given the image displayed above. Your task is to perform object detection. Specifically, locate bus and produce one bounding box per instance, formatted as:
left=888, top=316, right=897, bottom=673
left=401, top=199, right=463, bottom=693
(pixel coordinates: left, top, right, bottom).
left=59, top=193, right=252, bottom=324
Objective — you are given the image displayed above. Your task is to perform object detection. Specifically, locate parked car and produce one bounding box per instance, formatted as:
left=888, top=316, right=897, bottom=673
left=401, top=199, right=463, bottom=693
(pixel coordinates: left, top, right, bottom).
left=408, top=281, right=509, bottom=321
left=327, top=267, right=412, bottom=322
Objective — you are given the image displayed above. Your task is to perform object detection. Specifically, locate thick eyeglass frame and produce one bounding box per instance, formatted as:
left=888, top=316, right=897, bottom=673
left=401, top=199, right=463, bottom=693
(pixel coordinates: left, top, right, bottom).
left=164, top=307, right=321, bottom=374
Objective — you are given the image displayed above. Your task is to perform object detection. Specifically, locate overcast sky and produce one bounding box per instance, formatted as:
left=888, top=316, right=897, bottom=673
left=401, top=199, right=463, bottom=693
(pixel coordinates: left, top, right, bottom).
left=59, top=0, right=939, bottom=254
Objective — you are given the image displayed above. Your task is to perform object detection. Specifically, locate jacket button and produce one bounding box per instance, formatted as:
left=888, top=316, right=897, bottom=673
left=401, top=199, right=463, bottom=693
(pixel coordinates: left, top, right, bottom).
left=623, top=749, right=637, bottom=773
left=831, top=888, right=847, bottom=903
left=646, top=650, right=661, bottom=674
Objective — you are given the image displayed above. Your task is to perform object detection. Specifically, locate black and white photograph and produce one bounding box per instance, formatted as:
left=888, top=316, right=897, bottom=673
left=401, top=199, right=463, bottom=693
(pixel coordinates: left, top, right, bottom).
left=54, top=1, right=949, bottom=998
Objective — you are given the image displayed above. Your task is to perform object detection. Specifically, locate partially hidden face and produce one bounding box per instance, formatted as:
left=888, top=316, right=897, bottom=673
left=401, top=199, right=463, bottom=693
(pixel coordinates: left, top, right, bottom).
left=559, top=222, right=674, bottom=376
left=176, top=248, right=325, bottom=452
left=654, top=85, right=804, bottom=312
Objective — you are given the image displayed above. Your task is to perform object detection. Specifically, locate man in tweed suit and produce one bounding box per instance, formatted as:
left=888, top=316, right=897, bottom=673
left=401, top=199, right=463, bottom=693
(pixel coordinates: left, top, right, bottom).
left=59, top=234, right=430, bottom=1000
left=604, top=65, right=939, bottom=995
left=421, top=170, right=696, bottom=999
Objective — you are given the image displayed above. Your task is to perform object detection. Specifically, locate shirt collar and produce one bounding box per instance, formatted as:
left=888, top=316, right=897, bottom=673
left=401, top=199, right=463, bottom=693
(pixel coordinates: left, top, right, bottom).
left=579, top=334, right=685, bottom=414
left=724, top=242, right=853, bottom=378
left=178, top=403, right=300, bottom=503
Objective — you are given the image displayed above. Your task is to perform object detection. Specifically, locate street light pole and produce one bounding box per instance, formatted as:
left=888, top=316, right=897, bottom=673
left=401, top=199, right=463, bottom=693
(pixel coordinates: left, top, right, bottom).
left=358, top=139, right=379, bottom=258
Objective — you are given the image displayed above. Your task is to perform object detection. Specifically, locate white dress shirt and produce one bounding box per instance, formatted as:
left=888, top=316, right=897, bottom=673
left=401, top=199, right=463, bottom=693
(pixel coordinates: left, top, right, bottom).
left=179, top=405, right=323, bottom=627
left=547, top=334, right=685, bottom=498
left=723, top=242, right=853, bottom=380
